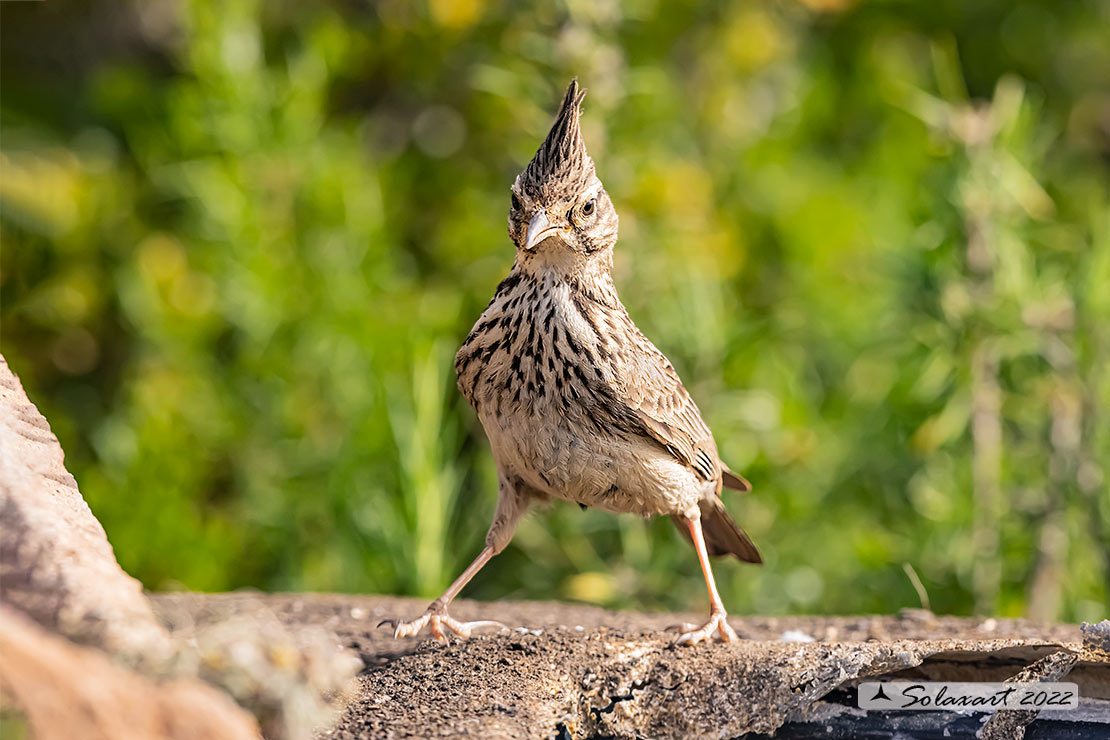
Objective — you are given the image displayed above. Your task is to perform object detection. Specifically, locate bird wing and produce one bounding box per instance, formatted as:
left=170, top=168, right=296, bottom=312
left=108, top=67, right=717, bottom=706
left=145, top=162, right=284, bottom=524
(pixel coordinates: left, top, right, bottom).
left=611, top=330, right=726, bottom=487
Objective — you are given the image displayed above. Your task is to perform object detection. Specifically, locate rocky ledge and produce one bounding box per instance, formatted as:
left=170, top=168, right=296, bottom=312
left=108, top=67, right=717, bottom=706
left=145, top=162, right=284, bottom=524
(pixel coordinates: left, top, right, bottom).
left=155, top=592, right=1108, bottom=740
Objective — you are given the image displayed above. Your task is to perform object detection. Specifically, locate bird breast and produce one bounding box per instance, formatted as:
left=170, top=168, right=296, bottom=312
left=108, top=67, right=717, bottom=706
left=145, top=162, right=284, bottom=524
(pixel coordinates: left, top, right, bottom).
left=454, top=271, right=708, bottom=518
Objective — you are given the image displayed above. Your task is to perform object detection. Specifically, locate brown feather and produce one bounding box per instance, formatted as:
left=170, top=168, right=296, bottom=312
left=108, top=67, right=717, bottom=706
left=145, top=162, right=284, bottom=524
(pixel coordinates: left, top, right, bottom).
left=721, top=467, right=752, bottom=492
left=606, top=323, right=724, bottom=484
left=672, top=499, right=762, bottom=564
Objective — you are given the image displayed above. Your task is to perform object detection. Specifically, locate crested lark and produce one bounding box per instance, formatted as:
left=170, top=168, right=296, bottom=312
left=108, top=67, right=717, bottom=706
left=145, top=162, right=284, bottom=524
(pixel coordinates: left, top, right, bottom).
left=383, top=80, right=761, bottom=646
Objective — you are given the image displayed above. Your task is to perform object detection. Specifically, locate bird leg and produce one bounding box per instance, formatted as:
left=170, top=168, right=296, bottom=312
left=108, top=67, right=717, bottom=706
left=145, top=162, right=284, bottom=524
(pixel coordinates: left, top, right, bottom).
left=380, top=481, right=530, bottom=643
left=672, top=515, right=739, bottom=646
left=379, top=545, right=509, bottom=642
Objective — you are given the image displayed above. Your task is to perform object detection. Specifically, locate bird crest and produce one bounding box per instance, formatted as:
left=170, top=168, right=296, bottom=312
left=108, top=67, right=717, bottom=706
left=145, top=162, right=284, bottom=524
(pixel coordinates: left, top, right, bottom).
left=518, top=79, right=597, bottom=201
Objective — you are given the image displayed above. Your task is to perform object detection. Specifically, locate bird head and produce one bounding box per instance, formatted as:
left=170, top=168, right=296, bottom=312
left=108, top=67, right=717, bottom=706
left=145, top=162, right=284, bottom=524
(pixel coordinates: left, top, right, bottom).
left=508, top=80, right=619, bottom=263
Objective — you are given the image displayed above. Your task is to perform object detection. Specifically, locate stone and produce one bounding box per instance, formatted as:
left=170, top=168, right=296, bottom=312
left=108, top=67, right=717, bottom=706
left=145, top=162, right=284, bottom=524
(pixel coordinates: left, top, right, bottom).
left=152, top=593, right=1110, bottom=740
left=0, top=357, right=360, bottom=740
left=0, top=354, right=169, bottom=660
left=980, top=649, right=1080, bottom=740
left=0, top=605, right=260, bottom=740
left=1082, top=620, right=1110, bottom=658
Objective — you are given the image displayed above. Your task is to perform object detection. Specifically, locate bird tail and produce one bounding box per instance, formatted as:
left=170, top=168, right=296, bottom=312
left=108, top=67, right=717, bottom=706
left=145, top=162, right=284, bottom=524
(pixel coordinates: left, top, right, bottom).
left=672, top=499, right=762, bottom=564
left=721, top=466, right=751, bottom=492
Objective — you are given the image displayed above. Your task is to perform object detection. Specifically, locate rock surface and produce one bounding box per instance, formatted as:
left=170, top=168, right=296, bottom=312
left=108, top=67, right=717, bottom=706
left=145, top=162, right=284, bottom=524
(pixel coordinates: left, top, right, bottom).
left=152, top=592, right=1110, bottom=740
left=0, top=355, right=265, bottom=740
left=0, top=605, right=260, bottom=740
left=980, top=649, right=1080, bottom=740
left=0, top=355, right=168, bottom=659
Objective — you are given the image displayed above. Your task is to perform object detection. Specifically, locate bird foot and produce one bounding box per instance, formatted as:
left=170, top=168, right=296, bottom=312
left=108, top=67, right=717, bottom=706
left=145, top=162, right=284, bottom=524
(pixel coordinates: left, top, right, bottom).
left=668, top=611, right=738, bottom=645
left=378, top=608, right=508, bottom=643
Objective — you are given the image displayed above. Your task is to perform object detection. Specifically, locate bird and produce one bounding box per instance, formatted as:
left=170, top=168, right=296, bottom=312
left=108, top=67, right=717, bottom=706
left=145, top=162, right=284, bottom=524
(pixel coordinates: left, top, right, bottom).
left=381, top=79, right=761, bottom=646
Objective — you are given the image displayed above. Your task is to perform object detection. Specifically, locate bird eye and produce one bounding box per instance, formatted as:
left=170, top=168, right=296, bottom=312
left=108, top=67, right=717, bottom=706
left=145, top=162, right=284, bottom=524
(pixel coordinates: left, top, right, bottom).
left=511, top=193, right=522, bottom=211
left=582, top=199, right=596, bottom=217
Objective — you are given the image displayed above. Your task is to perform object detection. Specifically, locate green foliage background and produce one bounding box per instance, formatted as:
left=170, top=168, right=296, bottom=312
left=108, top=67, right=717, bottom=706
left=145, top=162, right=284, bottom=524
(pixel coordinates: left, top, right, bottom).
left=2, top=0, right=1107, bottom=621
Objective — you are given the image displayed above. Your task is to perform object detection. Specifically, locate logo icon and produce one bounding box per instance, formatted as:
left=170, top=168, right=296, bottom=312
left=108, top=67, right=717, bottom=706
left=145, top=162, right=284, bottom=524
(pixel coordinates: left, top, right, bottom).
left=869, top=684, right=892, bottom=703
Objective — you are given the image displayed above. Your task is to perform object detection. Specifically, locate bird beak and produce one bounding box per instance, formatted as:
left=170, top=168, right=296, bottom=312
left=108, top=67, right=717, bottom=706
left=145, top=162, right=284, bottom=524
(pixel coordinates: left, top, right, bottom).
left=525, top=210, right=565, bottom=251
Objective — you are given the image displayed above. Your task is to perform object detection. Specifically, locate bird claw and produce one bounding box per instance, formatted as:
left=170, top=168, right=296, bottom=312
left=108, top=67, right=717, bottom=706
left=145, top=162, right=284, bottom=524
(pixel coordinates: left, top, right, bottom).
left=378, top=611, right=508, bottom=643
left=665, top=622, right=700, bottom=634
left=672, top=612, right=738, bottom=646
